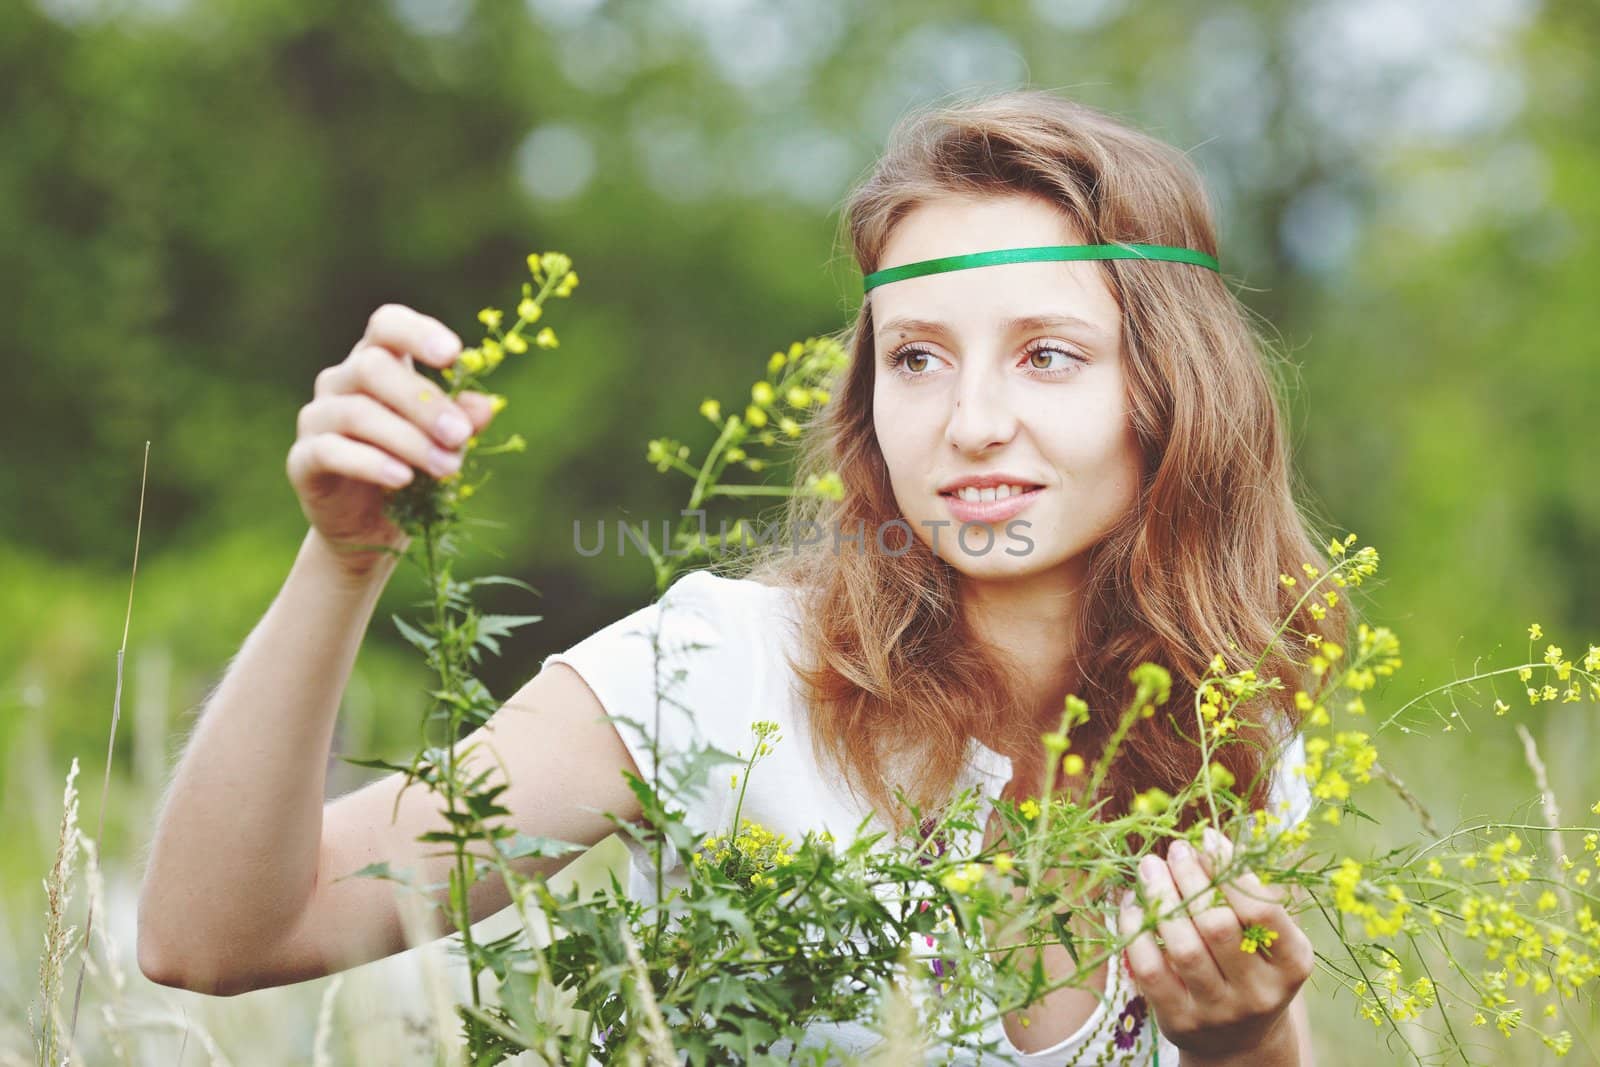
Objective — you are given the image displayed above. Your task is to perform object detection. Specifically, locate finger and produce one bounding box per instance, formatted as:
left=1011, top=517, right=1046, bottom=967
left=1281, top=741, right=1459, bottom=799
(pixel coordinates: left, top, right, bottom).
left=298, top=394, right=464, bottom=480
left=1201, top=828, right=1314, bottom=983
left=1119, top=888, right=1189, bottom=1017
left=1139, top=853, right=1226, bottom=999
left=289, top=432, right=414, bottom=490
left=360, top=303, right=462, bottom=368
left=1202, top=827, right=1286, bottom=924
left=320, top=346, right=475, bottom=449
left=455, top=390, right=499, bottom=433
left=1167, top=837, right=1247, bottom=979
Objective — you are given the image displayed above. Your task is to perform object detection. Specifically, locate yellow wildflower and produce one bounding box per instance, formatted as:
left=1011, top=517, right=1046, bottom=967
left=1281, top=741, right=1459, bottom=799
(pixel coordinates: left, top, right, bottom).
left=1132, top=788, right=1172, bottom=816
left=1207, top=762, right=1236, bottom=791
left=940, top=862, right=985, bottom=895
left=1240, top=923, right=1278, bottom=954
left=537, top=252, right=572, bottom=278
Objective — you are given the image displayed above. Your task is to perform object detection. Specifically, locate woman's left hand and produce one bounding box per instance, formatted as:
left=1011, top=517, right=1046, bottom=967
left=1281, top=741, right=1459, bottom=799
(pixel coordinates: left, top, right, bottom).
left=1118, top=825, right=1313, bottom=1064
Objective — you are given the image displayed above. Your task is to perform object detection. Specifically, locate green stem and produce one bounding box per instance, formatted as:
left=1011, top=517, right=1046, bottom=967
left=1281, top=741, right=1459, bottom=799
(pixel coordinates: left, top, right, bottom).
left=425, top=523, right=481, bottom=1010
left=705, top=484, right=798, bottom=497
left=728, top=749, right=759, bottom=839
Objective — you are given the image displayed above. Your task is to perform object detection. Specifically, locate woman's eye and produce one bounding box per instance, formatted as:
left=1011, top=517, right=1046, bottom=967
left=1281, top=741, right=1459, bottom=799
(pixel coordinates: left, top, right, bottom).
left=887, top=346, right=942, bottom=375
left=886, top=343, right=1083, bottom=377
left=1025, top=345, right=1084, bottom=373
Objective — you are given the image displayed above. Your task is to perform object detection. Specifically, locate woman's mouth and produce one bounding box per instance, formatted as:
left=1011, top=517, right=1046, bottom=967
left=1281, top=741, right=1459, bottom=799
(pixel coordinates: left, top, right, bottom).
left=939, top=484, right=1044, bottom=524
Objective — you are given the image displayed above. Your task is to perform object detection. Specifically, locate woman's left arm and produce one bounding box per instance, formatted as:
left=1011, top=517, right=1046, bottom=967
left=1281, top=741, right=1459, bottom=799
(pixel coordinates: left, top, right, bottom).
left=1290, top=989, right=1315, bottom=1065
left=1118, top=826, right=1316, bottom=1066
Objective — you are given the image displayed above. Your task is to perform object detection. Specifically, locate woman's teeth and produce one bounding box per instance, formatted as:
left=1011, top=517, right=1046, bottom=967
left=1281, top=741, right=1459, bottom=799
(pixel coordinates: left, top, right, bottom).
left=952, top=484, right=1034, bottom=503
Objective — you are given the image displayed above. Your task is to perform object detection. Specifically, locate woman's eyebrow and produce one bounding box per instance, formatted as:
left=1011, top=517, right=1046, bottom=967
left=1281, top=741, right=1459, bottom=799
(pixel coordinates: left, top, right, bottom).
left=875, top=313, right=1111, bottom=341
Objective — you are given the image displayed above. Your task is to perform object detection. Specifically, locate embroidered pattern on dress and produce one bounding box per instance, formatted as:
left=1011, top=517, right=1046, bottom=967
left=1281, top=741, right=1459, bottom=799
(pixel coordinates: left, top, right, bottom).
left=1112, top=994, right=1146, bottom=1050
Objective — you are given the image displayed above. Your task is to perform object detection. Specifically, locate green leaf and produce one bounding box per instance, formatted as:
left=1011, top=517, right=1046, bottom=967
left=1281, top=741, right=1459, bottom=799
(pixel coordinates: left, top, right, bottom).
left=686, top=893, right=756, bottom=946
left=391, top=613, right=437, bottom=652
left=496, top=833, right=589, bottom=861
left=476, top=613, right=544, bottom=634
left=690, top=975, right=750, bottom=1018
left=710, top=1019, right=780, bottom=1058
left=1049, top=910, right=1080, bottom=966
left=339, top=754, right=416, bottom=775
left=499, top=966, right=542, bottom=1039
left=338, top=861, right=411, bottom=886
left=464, top=574, right=542, bottom=597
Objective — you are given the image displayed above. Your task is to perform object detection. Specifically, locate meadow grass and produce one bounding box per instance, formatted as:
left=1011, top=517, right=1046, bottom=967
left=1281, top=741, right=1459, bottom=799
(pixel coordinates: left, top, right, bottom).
left=7, top=322, right=1598, bottom=1065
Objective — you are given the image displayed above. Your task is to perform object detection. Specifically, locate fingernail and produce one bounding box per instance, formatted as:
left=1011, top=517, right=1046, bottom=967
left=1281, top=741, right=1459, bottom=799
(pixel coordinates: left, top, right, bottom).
left=436, top=411, right=471, bottom=445
left=1139, top=854, right=1161, bottom=882
left=1203, top=825, right=1222, bottom=852
left=1170, top=839, right=1191, bottom=862
left=428, top=446, right=462, bottom=476
left=381, top=459, right=412, bottom=486
left=431, top=331, right=460, bottom=362
left=1120, top=888, right=1136, bottom=910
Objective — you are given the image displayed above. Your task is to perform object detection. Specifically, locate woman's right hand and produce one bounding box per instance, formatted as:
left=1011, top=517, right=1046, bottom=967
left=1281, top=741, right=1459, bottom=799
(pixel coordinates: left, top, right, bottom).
left=288, top=304, right=498, bottom=577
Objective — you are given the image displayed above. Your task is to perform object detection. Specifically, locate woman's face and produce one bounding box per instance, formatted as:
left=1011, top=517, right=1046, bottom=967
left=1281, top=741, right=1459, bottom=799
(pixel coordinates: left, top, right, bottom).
left=870, top=193, right=1143, bottom=584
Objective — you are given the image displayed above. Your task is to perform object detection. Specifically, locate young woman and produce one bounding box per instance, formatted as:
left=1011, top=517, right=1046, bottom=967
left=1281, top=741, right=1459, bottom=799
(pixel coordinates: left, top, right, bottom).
left=139, top=89, right=1336, bottom=1065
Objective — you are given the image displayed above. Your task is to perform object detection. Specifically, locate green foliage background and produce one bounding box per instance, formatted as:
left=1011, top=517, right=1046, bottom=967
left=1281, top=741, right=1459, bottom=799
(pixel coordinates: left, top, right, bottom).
left=2, top=0, right=1596, bottom=1062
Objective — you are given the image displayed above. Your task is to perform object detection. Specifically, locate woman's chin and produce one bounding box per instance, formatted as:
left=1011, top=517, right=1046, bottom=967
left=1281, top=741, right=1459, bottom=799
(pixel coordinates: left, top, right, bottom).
left=938, top=545, right=1074, bottom=583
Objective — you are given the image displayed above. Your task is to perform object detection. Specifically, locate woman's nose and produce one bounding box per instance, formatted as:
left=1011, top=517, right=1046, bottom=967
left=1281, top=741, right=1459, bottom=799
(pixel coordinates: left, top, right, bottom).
left=943, top=365, right=1018, bottom=454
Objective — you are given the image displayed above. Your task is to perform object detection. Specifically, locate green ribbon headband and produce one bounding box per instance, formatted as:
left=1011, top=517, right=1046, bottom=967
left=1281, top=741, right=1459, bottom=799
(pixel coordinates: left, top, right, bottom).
left=861, top=243, right=1221, bottom=294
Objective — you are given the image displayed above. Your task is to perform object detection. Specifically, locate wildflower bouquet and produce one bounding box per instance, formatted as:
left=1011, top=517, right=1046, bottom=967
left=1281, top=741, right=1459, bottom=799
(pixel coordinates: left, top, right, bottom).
left=341, top=251, right=1600, bottom=1065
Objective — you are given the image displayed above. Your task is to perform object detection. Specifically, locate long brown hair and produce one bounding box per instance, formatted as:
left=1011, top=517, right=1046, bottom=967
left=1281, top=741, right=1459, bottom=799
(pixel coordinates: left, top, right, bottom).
left=733, top=88, right=1353, bottom=834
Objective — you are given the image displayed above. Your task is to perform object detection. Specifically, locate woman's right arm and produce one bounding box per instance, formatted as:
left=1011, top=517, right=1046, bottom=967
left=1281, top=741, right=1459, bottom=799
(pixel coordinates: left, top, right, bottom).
left=137, top=305, right=645, bottom=995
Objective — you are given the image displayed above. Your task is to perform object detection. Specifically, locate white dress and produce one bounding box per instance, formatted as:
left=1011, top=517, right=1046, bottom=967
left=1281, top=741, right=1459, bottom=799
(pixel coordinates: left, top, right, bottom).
left=541, top=569, right=1313, bottom=1065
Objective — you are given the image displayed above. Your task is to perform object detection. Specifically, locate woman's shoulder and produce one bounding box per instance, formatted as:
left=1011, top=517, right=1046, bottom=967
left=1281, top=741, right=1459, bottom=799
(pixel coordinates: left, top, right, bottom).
left=666, top=568, right=806, bottom=622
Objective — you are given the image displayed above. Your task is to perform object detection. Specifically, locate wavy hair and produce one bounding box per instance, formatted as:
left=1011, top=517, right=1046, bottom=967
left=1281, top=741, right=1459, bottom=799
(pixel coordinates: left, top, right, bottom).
left=735, top=88, right=1354, bottom=834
